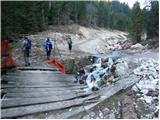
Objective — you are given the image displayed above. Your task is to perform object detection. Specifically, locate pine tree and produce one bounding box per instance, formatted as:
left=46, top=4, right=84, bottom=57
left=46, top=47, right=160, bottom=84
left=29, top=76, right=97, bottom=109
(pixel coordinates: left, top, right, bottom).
left=146, top=1, right=159, bottom=38
left=129, top=2, right=144, bottom=43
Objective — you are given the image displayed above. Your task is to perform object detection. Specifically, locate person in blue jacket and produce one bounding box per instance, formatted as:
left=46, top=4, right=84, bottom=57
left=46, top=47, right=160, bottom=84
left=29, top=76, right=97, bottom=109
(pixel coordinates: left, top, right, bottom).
left=44, top=37, right=53, bottom=60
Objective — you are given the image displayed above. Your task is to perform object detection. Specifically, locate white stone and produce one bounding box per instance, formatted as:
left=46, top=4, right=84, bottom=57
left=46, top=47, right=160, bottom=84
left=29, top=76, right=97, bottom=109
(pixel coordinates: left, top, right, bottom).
left=131, top=43, right=145, bottom=49
left=115, top=61, right=129, bottom=76
left=132, top=85, right=139, bottom=92
left=144, top=95, right=153, bottom=104
left=89, top=112, right=96, bottom=117
left=108, top=113, right=115, bottom=119
left=99, top=111, right=103, bottom=118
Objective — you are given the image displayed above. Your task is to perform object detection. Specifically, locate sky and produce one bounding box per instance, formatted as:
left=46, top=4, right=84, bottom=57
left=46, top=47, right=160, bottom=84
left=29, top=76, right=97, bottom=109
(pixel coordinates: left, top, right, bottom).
left=118, top=0, right=146, bottom=8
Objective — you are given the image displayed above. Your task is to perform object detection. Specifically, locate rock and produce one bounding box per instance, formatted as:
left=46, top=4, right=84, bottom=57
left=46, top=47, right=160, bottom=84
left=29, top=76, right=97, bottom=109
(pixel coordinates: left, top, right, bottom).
left=108, top=113, right=115, bottom=119
left=135, top=98, right=156, bottom=118
left=102, top=108, right=110, bottom=113
left=62, top=59, right=75, bottom=74
left=89, top=112, right=96, bottom=117
left=154, top=109, right=159, bottom=118
left=101, top=58, right=109, bottom=63
left=99, top=111, right=103, bottom=118
left=132, top=85, right=140, bottom=92
left=91, top=86, right=99, bottom=91
left=101, top=62, right=109, bottom=68
left=62, top=56, right=93, bottom=74
left=108, top=75, right=114, bottom=83
left=115, top=61, right=129, bottom=77
left=100, top=74, right=115, bottom=85
left=83, top=114, right=90, bottom=119
left=121, top=95, right=137, bottom=119
left=131, top=43, right=145, bottom=50
left=146, top=90, right=159, bottom=97
left=151, top=97, right=158, bottom=104
left=85, top=65, right=96, bottom=73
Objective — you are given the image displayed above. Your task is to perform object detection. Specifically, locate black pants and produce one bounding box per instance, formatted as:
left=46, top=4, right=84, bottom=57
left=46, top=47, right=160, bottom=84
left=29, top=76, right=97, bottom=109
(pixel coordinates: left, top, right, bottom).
left=69, top=44, right=72, bottom=52
left=24, top=49, right=30, bottom=66
left=46, top=51, right=51, bottom=60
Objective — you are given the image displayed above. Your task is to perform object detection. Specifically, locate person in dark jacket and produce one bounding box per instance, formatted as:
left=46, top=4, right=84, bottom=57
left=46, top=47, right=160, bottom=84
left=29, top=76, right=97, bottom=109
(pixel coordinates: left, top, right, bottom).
left=67, top=35, right=72, bottom=53
left=21, top=37, right=31, bottom=66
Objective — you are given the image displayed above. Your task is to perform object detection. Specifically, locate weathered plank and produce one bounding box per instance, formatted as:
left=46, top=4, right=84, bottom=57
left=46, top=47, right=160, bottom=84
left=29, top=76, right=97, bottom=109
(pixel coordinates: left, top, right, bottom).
left=6, top=71, right=61, bottom=75
left=99, top=75, right=141, bottom=96
left=17, top=67, right=58, bottom=71
left=5, top=81, right=78, bottom=86
left=2, top=78, right=75, bottom=83
left=2, top=74, right=75, bottom=79
left=1, top=93, right=92, bottom=108
left=2, top=86, right=87, bottom=93
left=1, top=84, right=86, bottom=88
left=5, top=90, right=85, bottom=98
left=1, top=94, right=97, bottom=118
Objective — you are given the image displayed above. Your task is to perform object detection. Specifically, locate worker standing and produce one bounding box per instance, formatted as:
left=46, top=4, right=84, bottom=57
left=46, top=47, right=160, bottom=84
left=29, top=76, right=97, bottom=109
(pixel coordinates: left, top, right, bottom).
left=21, top=37, right=32, bottom=66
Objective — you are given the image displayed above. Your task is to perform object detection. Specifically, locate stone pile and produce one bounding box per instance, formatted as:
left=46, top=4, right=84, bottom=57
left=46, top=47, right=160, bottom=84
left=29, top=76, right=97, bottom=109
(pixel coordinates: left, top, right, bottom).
left=131, top=59, right=159, bottom=119
left=105, top=39, right=131, bottom=50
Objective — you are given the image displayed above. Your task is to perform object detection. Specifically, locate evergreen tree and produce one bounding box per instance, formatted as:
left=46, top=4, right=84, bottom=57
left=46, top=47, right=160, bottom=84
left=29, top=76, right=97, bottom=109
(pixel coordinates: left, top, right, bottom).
left=129, top=2, right=144, bottom=43
left=1, top=1, right=133, bottom=39
left=146, top=1, right=159, bottom=38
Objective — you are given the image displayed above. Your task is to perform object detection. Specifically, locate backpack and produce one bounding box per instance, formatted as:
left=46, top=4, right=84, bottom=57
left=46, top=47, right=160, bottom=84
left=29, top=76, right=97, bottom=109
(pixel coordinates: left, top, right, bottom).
left=48, top=42, right=52, bottom=50
left=45, top=41, right=52, bottom=52
left=68, top=38, right=72, bottom=45
left=25, top=39, right=31, bottom=49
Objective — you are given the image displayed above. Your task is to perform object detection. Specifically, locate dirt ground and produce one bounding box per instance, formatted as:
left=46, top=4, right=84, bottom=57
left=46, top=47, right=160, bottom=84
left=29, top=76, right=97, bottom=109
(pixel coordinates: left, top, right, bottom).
left=11, top=24, right=128, bottom=67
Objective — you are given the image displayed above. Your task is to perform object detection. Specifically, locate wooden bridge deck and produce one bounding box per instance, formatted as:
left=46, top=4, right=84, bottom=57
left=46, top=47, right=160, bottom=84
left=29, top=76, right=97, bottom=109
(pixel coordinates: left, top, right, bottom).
left=1, top=67, right=99, bottom=119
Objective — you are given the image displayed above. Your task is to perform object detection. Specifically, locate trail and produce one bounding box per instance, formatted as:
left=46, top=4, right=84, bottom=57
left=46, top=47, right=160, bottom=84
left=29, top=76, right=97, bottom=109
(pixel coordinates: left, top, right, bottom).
left=57, top=26, right=128, bottom=57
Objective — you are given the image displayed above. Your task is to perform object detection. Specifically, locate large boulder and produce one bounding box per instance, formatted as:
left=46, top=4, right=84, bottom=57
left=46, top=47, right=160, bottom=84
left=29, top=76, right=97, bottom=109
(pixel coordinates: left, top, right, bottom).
left=131, top=43, right=145, bottom=50
left=115, top=60, right=129, bottom=77
left=62, top=56, right=93, bottom=74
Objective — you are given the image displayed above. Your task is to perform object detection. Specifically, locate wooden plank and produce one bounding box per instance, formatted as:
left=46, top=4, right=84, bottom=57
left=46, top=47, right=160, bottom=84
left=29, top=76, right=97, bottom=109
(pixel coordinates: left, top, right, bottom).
left=1, top=94, right=97, bottom=118
left=1, top=84, right=86, bottom=88
left=17, top=67, right=58, bottom=71
left=2, top=74, right=75, bottom=79
left=2, top=77, right=75, bottom=83
left=5, top=90, right=85, bottom=98
left=6, top=81, right=75, bottom=84
left=5, top=70, right=70, bottom=75
left=3, top=89, right=84, bottom=94
left=2, top=86, right=87, bottom=93
left=5, top=71, right=61, bottom=76
left=2, top=93, right=92, bottom=109
left=5, top=81, right=78, bottom=86
left=2, top=75, right=75, bottom=82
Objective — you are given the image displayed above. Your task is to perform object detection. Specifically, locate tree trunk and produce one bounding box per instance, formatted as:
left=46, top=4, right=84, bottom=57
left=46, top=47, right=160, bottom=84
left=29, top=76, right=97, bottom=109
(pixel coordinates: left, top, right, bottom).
left=74, top=2, right=78, bottom=23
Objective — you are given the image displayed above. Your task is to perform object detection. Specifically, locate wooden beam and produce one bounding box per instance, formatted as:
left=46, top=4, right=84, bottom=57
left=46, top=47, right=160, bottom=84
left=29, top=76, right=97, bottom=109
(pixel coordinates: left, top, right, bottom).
left=17, top=67, right=58, bottom=71
left=1, top=94, right=97, bottom=118
left=2, top=93, right=92, bottom=108
left=5, top=90, right=85, bottom=98
left=1, top=84, right=86, bottom=88
left=2, top=86, right=87, bottom=93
